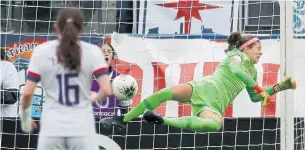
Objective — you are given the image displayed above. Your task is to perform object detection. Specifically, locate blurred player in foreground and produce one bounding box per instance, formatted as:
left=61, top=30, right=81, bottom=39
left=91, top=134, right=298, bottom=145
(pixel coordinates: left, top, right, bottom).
left=19, top=8, right=111, bottom=150
left=101, top=32, right=296, bottom=132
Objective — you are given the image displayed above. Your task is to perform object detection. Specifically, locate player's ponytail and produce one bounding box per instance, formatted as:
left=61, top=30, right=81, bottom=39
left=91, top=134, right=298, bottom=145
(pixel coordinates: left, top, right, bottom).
left=56, top=8, right=84, bottom=73
left=226, top=32, right=257, bottom=53
left=226, top=32, right=242, bottom=52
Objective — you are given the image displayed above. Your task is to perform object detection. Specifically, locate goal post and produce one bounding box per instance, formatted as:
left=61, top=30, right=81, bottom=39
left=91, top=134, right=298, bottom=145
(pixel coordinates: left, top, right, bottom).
left=280, top=1, right=294, bottom=150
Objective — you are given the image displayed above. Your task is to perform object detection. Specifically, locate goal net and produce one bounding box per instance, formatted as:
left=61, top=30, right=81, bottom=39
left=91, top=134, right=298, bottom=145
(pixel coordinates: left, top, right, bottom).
left=0, top=0, right=304, bottom=150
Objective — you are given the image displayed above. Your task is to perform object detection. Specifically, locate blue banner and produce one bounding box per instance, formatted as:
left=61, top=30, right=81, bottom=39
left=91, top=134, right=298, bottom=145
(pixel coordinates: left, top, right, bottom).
left=294, top=0, right=305, bottom=34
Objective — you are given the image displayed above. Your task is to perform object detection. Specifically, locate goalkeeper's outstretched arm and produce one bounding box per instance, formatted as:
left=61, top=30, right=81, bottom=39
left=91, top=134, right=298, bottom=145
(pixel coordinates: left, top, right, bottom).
left=227, top=55, right=273, bottom=106
left=246, top=77, right=297, bottom=103
left=227, top=56, right=266, bottom=93
left=228, top=56, right=257, bottom=87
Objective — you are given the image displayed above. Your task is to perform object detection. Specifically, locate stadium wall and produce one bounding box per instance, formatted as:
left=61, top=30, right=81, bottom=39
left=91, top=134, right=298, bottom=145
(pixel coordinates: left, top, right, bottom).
left=1, top=34, right=304, bottom=150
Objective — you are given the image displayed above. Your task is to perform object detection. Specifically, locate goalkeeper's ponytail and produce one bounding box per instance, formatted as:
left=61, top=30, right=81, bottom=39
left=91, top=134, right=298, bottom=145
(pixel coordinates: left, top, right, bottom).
left=226, top=32, right=242, bottom=52
left=225, top=32, right=257, bottom=53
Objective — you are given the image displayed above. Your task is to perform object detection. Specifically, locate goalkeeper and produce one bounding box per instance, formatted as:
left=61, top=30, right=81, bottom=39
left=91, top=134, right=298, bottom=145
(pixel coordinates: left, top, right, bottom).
left=101, top=32, right=296, bottom=132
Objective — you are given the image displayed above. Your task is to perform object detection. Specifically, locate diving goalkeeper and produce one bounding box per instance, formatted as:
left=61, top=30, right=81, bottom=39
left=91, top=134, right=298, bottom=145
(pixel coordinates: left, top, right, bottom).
left=101, top=32, right=296, bottom=132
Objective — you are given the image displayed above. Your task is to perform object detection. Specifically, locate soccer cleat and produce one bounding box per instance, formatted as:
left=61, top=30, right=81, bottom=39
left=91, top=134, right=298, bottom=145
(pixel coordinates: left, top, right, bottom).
left=143, top=110, right=164, bottom=125
left=99, top=116, right=126, bottom=130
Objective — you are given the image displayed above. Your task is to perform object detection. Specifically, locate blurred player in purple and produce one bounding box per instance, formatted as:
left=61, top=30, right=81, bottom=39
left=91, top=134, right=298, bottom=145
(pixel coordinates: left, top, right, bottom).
left=91, top=42, right=131, bottom=119
left=19, top=8, right=112, bottom=150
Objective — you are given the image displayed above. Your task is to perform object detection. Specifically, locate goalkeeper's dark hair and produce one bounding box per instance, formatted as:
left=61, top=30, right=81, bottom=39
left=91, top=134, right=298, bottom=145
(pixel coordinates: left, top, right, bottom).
left=56, top=8, right=84, bottom=73
left=225, top=32, right=257, bottom=53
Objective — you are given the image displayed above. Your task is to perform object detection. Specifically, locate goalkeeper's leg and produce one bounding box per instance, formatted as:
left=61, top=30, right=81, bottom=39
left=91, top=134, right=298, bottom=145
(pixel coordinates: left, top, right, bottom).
left=143, top=109, right=222, bottom=132
left=100, top=83, right=193, bottom=128
left=140, top=81, right=222, bottom=132
left=123, top=83, right=193, bottom=122
left=101, top=83, right=222, bottom=132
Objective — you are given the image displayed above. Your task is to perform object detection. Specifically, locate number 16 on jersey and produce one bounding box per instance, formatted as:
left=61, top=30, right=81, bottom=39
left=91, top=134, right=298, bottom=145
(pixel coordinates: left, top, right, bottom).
left=56, top=73, right=80, bottom=106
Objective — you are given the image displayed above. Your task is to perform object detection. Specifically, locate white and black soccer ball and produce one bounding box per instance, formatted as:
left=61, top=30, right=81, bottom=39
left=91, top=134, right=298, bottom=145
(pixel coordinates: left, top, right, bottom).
left=112, top=74, right=138, bottom=101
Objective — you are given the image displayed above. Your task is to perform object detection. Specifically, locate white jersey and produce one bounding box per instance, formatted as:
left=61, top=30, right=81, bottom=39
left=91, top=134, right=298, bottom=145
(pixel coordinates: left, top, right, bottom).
left=0, top=60, right=19, bottom=118
left=27, top=40, right=108, bottom=136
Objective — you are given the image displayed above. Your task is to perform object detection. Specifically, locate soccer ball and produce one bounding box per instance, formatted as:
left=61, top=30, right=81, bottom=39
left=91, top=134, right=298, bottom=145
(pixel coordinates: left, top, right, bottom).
left=112, top=74, right=138, bottom=101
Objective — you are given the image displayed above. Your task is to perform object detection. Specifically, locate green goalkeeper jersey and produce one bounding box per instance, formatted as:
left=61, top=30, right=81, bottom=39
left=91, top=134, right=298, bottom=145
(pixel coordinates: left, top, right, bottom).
left=207, top=48, right=263, bottom=113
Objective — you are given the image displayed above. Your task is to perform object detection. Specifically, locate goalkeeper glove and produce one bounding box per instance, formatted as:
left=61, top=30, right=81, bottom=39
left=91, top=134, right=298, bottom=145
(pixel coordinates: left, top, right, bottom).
left=273, top=77, right=297, bottom=92
left=259, top=92, right=270, bottom=108
left=252, top=83, right=271, bottom=108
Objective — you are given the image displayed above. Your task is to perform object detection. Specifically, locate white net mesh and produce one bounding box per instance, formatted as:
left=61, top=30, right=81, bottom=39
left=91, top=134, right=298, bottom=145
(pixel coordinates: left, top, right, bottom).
left=293, top=1, right=305, bottom=149
left=0, top=0, right=304, bottom=150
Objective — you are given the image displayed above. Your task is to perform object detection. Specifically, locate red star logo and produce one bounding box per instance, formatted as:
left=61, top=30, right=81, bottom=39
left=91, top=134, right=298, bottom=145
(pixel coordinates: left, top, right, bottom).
left=156, top=0, right=221, bottom=34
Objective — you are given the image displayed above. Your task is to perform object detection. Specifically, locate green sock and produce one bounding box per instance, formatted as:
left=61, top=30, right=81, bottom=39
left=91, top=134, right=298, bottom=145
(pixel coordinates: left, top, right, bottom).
left=163, top=116, right=221, bottom=132
left=123, top=88, right=172, bottom=122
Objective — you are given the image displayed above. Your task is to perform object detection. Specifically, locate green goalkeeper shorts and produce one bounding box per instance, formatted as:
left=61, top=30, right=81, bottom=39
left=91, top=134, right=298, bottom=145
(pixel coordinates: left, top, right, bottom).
left=187, top=76, right=223, bottom=117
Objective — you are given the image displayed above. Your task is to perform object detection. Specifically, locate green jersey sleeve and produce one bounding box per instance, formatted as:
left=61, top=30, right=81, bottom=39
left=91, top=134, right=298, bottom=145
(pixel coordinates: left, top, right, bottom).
left=245, top=70, right=261, bottom=102
left=227, top=55, right=257, bottom=88
left=244, top=64, right=276, bottom=102
left=246, top=87, right=262, bottom=102
left=226, top=49, right=277, bottom=102
left=247, top=87, right=275, bottom=102
left=208, top=48, right=276, bottom=113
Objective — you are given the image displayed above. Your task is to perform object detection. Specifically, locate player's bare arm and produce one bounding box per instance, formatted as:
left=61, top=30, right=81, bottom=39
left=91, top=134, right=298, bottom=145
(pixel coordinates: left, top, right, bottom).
left=20, top=80, right=38, bottom=133
left=91, top=74, right=112, bottom=102
left=90, top=45, right=112, bottom=102
left=19, top=45, right=43, bottom=133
